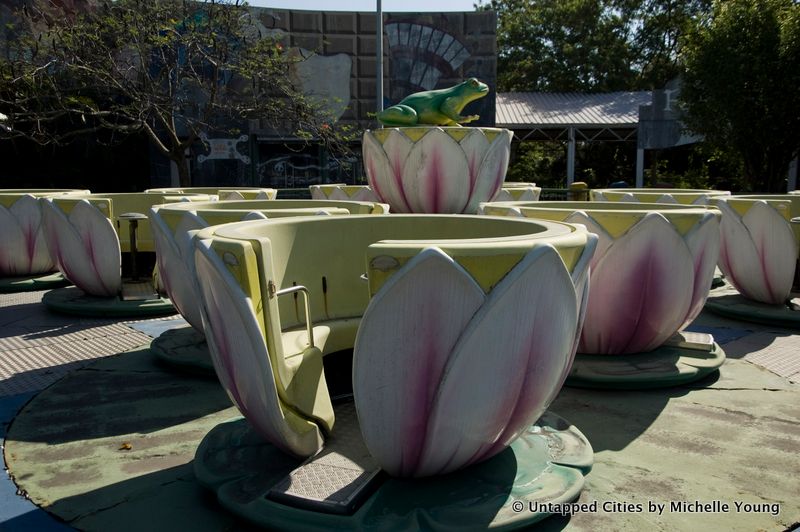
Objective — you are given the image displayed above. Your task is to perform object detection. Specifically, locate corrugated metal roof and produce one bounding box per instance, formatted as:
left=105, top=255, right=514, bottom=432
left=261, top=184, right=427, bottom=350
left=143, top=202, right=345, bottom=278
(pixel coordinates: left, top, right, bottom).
left=496, top=91, right=652, bottom=128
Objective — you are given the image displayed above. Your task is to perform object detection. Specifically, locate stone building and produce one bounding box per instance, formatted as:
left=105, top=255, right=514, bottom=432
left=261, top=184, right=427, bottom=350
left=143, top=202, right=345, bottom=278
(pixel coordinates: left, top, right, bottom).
left=181, top=8, right=497, bottom=190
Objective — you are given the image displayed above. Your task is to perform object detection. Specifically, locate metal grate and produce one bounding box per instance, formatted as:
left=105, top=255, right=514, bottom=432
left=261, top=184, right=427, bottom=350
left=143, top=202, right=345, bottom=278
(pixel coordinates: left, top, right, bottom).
left=0, top=291, right=152, bottom=397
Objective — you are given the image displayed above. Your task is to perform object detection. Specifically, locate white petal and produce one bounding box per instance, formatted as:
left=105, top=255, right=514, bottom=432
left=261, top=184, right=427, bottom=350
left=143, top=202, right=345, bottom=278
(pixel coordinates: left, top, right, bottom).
left=717, top=200, right=795, bottom=303
left=150, top=209, right=206, bottom=331
left=741, top=201, right=797, bottom=304
left=416, top=245, right=578, bottom=476
left=580, top=213, right=693, bottom=354
left=363, top=130, right=413, bottom=212
left=564, top=211, right=613, bottom=271
left=353, top=247, right=485, bottom=477
left=194, top=239, right=325, bottom=457
left=401, top=129, right=470, bottom=213
left=681, top=212, right=721, bottom=326
left=7, top=195, right=54, bottom=274
left=464, top=129, right=513, bottom=213
left=42, top=200, right=121, bottom=296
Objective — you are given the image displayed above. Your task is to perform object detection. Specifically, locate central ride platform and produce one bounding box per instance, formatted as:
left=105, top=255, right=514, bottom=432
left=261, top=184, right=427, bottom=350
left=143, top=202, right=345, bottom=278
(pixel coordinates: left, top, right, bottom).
left=195, top=404, right=592, bottom=531
left=42, top=283, right=175, bottom=318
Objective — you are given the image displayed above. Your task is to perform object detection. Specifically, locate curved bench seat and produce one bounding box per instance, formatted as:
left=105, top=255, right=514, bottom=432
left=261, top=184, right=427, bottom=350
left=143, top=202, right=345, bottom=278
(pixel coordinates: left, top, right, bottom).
left=193, top=215, right=596, bottom=477
left=42, top=192, right=212, bottom=296
left=150, top=199, right=388, bottom=331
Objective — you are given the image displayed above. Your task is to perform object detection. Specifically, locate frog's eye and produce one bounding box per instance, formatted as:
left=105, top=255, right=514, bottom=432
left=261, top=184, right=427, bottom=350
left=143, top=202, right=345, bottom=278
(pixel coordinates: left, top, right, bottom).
left=470, top=79, right=478, bottom=87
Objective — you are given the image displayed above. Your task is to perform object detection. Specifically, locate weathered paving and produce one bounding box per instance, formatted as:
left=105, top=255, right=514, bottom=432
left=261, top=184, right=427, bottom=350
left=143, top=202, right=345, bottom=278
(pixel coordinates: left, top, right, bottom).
left=1, top=290, right=798, bottom=531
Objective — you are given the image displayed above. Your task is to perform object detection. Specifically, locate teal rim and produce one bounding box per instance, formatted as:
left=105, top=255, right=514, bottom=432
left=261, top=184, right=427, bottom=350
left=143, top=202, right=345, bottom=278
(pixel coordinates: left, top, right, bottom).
left=194, top=410, right=592, bottom=531
left=704, top=284, right=800, bottom=329
left=567, top=342, right=726, bottom=390
left=42, top=286, right=176, bottom=318
left=0, top=272, right=70, bottom=293
left=150, top=326, right=215, bottom=376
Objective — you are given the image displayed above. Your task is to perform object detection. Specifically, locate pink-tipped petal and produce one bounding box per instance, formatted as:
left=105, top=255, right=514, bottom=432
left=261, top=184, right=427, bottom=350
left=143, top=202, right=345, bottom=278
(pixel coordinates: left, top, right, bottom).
left=717, top=200, right=761, bottom=298
left=463, top=130, right=513, bottom=213
left=681, top=212, right=721, bottom=327
left=456, top=129, right=490, bottom=210
left=8, top=195, right=54, bottom=274
left=741, top=201, right=797, bottom=304
left=364, top=130, right=413, bottom=213
left=353, top=247, right=485, bottom=477
left=564, top=211, right=613, bottom=271
left=717, top=200, right=796, bottom=304
left=42, top=200, right=121, bottom=296
left=194, top=240, right=324, bottom=458
left=401, top=129, right=470, bottom=213
left=416, top=244, right=579, bottom=477
left=151, top=210, right=207, bottom=331
left=579, top=213, right=693, bottom=354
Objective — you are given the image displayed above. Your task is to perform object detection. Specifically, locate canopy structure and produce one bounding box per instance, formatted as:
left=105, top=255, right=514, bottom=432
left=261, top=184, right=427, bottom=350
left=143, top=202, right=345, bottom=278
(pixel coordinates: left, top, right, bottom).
left=496, top=91, right=652, bottom=185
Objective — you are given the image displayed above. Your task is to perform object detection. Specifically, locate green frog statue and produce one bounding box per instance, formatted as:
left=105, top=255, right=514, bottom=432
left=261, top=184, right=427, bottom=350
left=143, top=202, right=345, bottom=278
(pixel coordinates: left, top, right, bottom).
left=376, top=78, right=489, bottom=127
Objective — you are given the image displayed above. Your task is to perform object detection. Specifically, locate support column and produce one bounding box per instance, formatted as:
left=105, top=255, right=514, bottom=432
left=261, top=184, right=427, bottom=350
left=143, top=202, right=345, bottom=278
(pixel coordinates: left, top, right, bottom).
left=788, top=156, right=798, bottom=191
left=376, top=1, right=384, bottom=115
left=636, top=148, right=644, bottom=188
left=567, top=127, right=575, bottom=186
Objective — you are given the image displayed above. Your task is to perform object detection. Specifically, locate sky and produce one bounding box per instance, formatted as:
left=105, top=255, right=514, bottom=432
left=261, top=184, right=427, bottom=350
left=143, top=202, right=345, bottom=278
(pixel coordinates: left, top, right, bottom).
left=247, top=0, right=479, bottom=12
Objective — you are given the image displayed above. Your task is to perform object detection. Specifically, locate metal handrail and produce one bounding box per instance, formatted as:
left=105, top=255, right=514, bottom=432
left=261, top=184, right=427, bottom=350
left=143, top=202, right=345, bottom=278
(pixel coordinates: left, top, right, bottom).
left=269, top=282, right=315, bottom=348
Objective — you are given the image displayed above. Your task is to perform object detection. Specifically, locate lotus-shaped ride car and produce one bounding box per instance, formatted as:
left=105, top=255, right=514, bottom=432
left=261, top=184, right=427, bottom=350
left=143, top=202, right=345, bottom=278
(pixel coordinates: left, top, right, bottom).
left=711, top=195, right=800, bottom=305
left=363, top=127, right=513, bottom=213
left=309, top=184, right=382, bottom=202
left=42, top=192, right=212, bottom=297
left=145, top=186, right=277, bottom=200
left=482, top=201, right=720, bottom=355
left=192, top=215, right=596, bottom=477
left=492, top=182, right=541, bottom=202
left=151, top=199, right=388, bottom=333
left=591, top=188, right=730, bottom=205
left=0, top=189, right=89, bottom=277
left=312, top=181, right=539, bottom=206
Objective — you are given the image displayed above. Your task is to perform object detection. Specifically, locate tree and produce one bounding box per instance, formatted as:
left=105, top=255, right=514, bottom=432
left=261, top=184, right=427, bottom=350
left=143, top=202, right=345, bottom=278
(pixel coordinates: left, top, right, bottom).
left=479, top=0, right=711, bottom=92
left=481, top=0, right=637, bottom=92
left=0, top=0, right=348, bottom=187
left=630, top=0, right=711, bottom=88
left=680, top=0, right=800, bottom=192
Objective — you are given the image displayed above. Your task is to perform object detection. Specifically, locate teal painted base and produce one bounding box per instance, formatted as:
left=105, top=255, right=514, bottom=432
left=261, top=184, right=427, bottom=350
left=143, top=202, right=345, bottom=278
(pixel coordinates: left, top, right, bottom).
left=194, top=410, right=593, bottom=531
left=704, top=284, right=800, bottom=329
left=42, top=286, right=176, bottom=318
left=0, top=272, right=69, bottom=293
left=151, top=325, right=215, bottom=375
left=567, top=336, right=726, bottom=389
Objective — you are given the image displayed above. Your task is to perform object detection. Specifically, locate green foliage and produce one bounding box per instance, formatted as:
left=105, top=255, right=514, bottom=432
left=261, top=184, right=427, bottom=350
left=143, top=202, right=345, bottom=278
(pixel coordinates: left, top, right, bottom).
left=680, top=0, right=800, bottom=192
left=504, top=140, right=638, bottom=188
left=0, top=0, right=352, bottom=186
left=480, top=0, right=710, bottom=92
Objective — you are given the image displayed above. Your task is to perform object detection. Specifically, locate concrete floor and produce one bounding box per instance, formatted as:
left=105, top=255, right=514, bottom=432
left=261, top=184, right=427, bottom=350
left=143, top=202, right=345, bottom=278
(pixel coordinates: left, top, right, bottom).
left=0, top=289, right=798, bottom=531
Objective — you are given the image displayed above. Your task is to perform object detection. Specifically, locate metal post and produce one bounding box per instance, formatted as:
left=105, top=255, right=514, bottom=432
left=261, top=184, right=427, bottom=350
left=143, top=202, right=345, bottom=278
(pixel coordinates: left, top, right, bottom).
left=376, top=0, right=384, bottom=116
left=636, top=148, right=645, bottom=188
left=788, top=156, right=798, bottom=192
left=566, top=127, right=575, bottom=186
left=117, top=212, right=148, bottom=282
